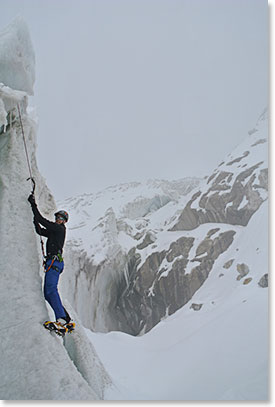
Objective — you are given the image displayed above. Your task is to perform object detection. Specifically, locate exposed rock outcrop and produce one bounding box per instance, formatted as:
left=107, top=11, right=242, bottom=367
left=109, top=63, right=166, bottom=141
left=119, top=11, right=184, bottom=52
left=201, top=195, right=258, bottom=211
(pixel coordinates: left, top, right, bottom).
left=190, top=303, right=203, bottom=311
left=223, top=259, right=234, bottom=269
left=171, top=162, right=267, bottom=231
left=236, top=263, right=250, bottom=280
left=137, top=231, right=156, bottom=250
left=243, top=278, right=252, bottom=285
left=115, top=230, right=236, bottom=334
left=258, top=274, right=268, bottom=288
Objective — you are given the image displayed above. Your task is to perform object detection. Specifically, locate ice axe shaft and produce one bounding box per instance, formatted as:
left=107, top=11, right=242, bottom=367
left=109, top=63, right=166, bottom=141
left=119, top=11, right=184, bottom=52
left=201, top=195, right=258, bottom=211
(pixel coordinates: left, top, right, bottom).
left=27, top=176, right=36, bottom=195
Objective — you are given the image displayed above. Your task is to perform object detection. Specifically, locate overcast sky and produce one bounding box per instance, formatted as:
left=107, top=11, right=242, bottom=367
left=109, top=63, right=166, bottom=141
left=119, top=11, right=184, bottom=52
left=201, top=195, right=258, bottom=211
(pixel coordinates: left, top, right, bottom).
left=1, top=0, right=268, bottom=201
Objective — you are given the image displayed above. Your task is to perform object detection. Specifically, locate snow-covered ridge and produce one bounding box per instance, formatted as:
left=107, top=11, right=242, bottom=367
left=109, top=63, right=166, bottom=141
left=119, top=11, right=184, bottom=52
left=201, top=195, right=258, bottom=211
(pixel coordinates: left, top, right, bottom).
left=59, top=177, right=201, bottom=262
left=59, top=109, right=268, bottom=336
left=58, top=177, right=201, bottom=332
left=170, top=109, right=268, bottom=232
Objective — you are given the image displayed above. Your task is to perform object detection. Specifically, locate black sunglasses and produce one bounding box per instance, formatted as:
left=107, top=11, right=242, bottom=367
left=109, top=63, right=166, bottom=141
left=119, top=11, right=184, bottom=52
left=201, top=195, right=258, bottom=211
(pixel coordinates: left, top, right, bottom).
left=55, top=215, right=65, bottom=221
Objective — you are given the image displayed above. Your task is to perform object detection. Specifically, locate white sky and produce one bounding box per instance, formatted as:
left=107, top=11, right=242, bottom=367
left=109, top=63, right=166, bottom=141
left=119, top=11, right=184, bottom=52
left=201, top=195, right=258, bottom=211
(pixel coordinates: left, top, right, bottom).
left=0, top=0, right=268, bottom=200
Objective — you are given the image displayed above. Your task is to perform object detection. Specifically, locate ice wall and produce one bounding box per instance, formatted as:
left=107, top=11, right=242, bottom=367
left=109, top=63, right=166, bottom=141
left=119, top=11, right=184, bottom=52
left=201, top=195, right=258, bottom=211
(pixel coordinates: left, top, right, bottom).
left=0, top=18, right=109, bottom=400
left=0, top=17, right=35, bottom=95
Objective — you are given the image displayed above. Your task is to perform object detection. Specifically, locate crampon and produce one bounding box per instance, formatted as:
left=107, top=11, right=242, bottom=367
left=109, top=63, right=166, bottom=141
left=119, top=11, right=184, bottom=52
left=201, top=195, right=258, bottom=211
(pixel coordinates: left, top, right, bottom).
left=43, top=321, right=76, bottom=337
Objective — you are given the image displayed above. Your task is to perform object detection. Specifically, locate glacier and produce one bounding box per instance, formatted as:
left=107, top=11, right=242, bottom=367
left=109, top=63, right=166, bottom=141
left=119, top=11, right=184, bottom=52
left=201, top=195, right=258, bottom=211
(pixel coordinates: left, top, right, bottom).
left=0, top=17, right=268, bottom=401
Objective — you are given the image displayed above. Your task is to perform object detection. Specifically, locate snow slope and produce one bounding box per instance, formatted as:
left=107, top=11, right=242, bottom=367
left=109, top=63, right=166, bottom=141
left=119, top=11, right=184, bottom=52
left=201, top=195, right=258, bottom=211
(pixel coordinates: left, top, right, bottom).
left=86, top=199, right=268, bottom=400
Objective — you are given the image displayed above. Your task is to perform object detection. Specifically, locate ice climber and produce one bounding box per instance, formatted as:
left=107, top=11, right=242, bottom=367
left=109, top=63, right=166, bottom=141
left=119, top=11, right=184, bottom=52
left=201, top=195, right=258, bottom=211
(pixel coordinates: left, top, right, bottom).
left=28, top=193, right=75, bottom=336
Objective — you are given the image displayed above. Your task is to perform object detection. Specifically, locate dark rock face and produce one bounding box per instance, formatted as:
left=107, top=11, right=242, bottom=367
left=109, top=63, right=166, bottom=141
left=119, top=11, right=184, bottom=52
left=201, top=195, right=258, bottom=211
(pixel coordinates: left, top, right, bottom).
left=190, top=303, right=203, bottom=311
left=243, top=278, right=252, bottom=285
left=223, top=259, right=234, bottom=269
left=115, top=230, right=236, bottom=335
left=258, top=274, right=268, bottom=288
left=137, top=231, right=156, bottom=250
left=70, top=150, right=266, bottom=336
left=226, top=151, right=250, bottom=166
left=236, top=263, right=250, bottom=280
left=171, top=163, right=267, bottom=231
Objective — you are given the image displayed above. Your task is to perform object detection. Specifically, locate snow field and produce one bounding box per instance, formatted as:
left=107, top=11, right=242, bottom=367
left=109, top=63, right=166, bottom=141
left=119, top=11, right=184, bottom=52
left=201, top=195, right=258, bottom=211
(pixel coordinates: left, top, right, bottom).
left=85, top=200, right=268, bottom=400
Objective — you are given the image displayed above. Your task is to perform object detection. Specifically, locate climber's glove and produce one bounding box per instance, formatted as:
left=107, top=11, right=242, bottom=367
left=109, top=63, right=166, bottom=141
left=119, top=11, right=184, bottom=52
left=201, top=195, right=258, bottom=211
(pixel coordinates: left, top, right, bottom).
left=28, top=193, right=36, bottom=206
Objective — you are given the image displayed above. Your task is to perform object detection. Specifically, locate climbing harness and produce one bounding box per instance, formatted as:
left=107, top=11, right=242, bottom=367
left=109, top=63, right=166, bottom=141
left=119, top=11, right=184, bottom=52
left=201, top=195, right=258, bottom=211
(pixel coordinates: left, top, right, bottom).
left=17, top=103, right=46, bottom=263
left=44, top=253, right=64, bottom=273
left=45, top=258, right=55, bottom=273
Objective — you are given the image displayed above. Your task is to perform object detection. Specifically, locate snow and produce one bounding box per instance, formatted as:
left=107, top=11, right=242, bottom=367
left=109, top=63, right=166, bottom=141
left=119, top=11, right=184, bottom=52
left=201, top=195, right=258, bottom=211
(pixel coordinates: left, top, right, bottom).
left=85, top=201, right=268, bottom=401
left=0, top=82, right=27, bottom=102
left=238, top=195, right=249, bottom=210
left=59, top=177, right=201, bottom=262
left=0, top=98, right=7, bottom=128
left=0, top=17, right=35, bottom=95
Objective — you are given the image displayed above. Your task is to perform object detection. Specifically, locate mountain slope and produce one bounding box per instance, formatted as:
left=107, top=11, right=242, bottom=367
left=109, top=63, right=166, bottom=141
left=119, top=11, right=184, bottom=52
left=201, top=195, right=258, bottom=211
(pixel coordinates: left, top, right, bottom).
left=59, top=177, right=201, bottom=332
left=171, top=108, right=268, bottom=230
left=60, top=109, right=267, bottom=335
left=115, top=108, right=268, bottom=334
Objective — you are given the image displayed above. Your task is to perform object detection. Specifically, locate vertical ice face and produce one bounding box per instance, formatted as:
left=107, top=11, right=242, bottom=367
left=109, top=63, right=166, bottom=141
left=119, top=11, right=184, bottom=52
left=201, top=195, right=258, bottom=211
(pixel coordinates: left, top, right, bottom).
left=0, top=18, right=110, bottom=400
left=0, top=17, right=35, bottom=95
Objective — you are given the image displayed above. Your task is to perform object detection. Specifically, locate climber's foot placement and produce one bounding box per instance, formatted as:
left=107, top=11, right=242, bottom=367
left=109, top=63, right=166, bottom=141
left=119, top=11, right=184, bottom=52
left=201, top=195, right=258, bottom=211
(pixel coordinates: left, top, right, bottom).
left=43, top=320, right=75, bottom=337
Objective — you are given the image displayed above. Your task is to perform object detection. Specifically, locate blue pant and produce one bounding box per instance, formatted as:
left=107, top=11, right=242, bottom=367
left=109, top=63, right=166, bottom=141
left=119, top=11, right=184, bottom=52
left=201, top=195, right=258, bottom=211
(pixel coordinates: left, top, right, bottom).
left=44, top=259, right=66, bottom=321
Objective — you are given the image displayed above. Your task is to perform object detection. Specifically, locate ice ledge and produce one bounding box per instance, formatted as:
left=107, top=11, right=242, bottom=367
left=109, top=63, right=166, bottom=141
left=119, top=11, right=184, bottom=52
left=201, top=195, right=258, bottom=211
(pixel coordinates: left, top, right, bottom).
left=0, top=17, right=35, bottom=95
left=0, top=83, right=28, bottom=130
left=0, top=83, right=27, bottom=102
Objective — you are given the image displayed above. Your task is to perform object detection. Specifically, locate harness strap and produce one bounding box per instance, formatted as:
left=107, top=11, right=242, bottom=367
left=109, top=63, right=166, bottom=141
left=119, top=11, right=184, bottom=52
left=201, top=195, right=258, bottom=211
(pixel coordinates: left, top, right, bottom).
left=45, top=258, right=55, bottom=273
left=44, top=255, right=63, bottom=273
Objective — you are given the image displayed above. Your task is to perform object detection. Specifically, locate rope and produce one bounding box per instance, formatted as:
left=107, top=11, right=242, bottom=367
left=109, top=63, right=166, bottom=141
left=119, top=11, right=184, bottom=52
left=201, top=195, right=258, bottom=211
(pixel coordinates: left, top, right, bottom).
left=17, top=103, right=35, bottom=192
left=17, top=103, right=46, bottom=261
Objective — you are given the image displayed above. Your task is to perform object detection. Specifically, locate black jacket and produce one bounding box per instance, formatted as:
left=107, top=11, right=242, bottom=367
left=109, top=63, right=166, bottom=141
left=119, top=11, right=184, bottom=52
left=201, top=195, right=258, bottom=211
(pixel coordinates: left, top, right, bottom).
left=31, top=204, right=66, bottom=257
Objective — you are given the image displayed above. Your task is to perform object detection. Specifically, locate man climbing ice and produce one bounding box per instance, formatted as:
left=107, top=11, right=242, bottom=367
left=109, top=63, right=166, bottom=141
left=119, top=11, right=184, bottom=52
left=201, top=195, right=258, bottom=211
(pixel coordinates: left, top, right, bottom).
left=28, top=193, right=75, bottom=336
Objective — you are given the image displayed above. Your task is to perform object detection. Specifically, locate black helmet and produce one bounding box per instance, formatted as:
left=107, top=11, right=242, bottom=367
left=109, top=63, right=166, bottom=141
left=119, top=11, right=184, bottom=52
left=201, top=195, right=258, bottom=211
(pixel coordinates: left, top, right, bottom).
left=55, top=210, right=69, bottom=222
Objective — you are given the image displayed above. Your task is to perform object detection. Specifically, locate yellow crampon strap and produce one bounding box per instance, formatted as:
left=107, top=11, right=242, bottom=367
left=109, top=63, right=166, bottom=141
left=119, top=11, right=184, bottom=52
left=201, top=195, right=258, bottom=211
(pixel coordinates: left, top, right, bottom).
left=55, top=322, right=68, bottom=332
